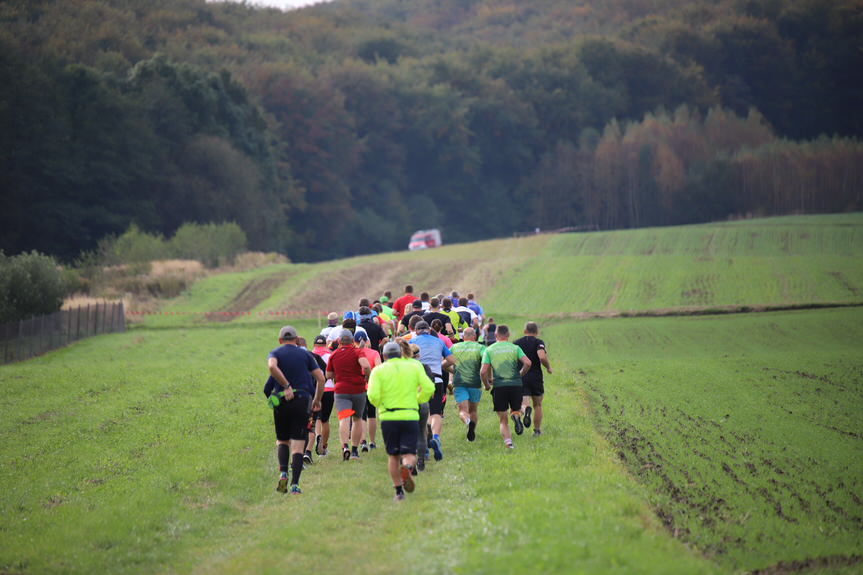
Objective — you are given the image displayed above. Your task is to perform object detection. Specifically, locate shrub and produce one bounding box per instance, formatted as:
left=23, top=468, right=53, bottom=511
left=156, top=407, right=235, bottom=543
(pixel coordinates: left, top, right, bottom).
left=0, top=251, right=68, bottom=323
left=170, top=222, right=248, bottom=268
left=104, top=224, right=170, bottom=265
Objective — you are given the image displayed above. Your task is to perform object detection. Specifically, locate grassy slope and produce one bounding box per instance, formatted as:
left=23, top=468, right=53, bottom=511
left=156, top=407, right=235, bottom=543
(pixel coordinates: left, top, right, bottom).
left=138, top=214, right=863, bottom=329
left=546, top=308, right=863, bottom=572
left=2, top=214, right=862, bottom=573
left=0, top=321, right=717, bottom=575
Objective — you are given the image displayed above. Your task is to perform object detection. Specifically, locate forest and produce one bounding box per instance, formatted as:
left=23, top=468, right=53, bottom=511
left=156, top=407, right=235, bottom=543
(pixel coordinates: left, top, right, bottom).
left=1, top=0, right=861, bottom=262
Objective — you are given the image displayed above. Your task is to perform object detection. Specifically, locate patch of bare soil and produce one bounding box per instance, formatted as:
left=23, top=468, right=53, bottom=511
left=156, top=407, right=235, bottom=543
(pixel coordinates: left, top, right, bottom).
left=749, top=554, right=862, bottom=575
left=206, top=271, right=293, bottom=322
left=286, top=258, right=488, bottom=314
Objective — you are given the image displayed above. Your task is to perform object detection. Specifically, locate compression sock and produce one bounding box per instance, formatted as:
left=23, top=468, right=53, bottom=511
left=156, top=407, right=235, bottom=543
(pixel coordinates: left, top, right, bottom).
left=278, top=444, right=290, bottom=473
left=291, top=453, right=304, bottom=485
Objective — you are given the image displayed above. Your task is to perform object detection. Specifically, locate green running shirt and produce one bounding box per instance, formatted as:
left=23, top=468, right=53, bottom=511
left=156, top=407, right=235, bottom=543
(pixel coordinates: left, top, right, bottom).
left=481, top=341, right=526, bottom=388
left=450, top=341, right=485, bottom=388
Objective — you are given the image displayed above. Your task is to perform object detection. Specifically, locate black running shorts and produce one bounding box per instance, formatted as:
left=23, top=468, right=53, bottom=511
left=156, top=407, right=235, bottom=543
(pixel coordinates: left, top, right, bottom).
left=492, top=386, right=523, bottom=413
left=319, top=391, right=335, bottom=423
left=522, top=373, right=545, bottom=397
left=273, top=395, right=311, bottom=441
left=381, top=420, right=419, bottom=456
left=363, top=395, right=377, bottom=419
left=428, top=380, right=447, bottom=416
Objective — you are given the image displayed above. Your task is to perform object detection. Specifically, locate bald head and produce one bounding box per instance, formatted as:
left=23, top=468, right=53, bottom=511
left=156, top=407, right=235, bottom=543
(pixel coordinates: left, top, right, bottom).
left=462, top=327, right=477, bottom=341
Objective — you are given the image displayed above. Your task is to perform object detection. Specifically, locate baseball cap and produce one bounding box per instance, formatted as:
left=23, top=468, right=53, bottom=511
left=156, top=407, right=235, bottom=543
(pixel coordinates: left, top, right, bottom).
left=380, top=296, right=390, bottom=303
left=382, top=341, right=401, bottom=358
left=353, top=331, right=369, bottom=343
left=313, top=335, right=326, bottom=345
left=279, top=325, right=298, bottom=340
left=327, top=312, right=339, bottom=321
left=412, top=300, right=423, bottom=308
left=415, top=320, right=430, bottom=332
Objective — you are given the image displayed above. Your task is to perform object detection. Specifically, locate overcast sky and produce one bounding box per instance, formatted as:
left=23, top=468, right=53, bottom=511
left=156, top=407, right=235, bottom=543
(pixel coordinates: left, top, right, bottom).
left=210, top=0, right=334, bottom=10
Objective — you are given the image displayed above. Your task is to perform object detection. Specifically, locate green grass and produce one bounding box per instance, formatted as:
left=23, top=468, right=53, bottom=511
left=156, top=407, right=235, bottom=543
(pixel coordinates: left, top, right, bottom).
left=3, top=213, right=862, bottom=573
left=543, top=307, right=863, bottom=572
left=0, top=320, right=718, bottom=575
left=134, top=214, right=863, bottom=328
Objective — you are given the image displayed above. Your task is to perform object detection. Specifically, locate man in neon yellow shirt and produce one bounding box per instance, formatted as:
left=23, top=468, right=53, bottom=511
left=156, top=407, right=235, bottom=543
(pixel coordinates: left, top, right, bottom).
left=480, top=324, right=531, bottom=449
left=367, top=342, right=435, bottom=501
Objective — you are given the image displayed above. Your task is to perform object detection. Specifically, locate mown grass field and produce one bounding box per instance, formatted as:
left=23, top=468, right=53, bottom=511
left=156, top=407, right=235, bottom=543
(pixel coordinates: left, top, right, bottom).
left=2, top=214, right=862, bottom=574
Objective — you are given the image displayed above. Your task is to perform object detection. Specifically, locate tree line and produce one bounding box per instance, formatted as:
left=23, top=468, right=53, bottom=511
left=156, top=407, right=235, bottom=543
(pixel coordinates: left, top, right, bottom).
left=1, top=0, right=860, bottom=263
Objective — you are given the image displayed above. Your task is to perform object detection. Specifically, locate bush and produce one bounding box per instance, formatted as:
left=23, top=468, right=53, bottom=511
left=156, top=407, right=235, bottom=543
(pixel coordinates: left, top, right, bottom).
left=104, top=224, right=170, bottom=265
left=0, top=251, right=68, bottom=323
left=170, top=222, right=248, bottom=268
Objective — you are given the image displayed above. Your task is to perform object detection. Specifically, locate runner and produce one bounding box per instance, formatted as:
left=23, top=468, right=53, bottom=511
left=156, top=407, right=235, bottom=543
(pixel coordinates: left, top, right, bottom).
left=327, top=329, right=372, bottom=460
left=311, top=335, right=334, bottom=456
left=441, top=297, right=468, bottom=341
left=419, top=292, right=431, bottom=312
left=422, top=297, right=455, bottom=339
left=356, top=331, right=382, bottom=452
left=320, top=312, right=341, bottom=341
left=454, top=297, right=479, bottom=331
left=412, top=320, right=455, bottom=461
left=265, top=326, right=324, bottom=494
left=367, top=342, right=435, bottom=501
left=359, top=305, right=388, bottom=351
left=449, top=327, right=485, bottom=442
left=393, top=285, right=418, bottom=319
left=297, top=336, right=326, bottom=465
left=482, top=317, right=497, bottom=346
left=480, top=324, right=531, bottom=449
left=515, top=322, right=553, bottom=436
left=400, top=300, right=425, bottom=333
left=407, top=342, right=433, bottom=472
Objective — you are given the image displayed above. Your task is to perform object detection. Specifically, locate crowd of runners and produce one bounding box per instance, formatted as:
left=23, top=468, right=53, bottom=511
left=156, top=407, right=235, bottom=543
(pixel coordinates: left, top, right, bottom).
left=264, top=285, right=553, bottom=501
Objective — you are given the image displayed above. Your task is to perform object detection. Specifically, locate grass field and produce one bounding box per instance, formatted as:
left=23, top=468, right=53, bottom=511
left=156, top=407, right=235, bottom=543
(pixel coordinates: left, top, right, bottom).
left=2, top=214, right=862, bottom=574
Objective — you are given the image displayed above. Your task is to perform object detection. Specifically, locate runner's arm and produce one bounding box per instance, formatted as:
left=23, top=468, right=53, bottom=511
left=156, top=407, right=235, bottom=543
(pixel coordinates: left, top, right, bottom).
left=311, top=368, right=325, bottom=410
left=268, top=357, right=294, bottom=400
left=480, top=363, right=493, bottom=390
left=538, top=349, right=552, bottom=374
left=518, top=356, right=532, bottom=378
left=358, top=356, right=372, bottom=378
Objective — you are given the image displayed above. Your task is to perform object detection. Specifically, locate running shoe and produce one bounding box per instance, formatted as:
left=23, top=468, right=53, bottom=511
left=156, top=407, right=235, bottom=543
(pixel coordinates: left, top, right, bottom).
left=290, top=484, right=302, bottom=495
left=511, top=413, right=524, bottom=436
left=430, top=437, right=443, bottom=461
left=314, top=434, right=323, bottom=455
left=467, top=420, right=476, bottom=442
left=361, top=441, right=369, bottom=453
left=411, top=465, right=418, bottom=476
left=394, top=492, right=405, bottom=502
left=417, top=459, right=425, bottom=472
left=350, top=450, right=360, bottom=460
left=342, top=447, right=351, bottom=461
left=506, top=443, right=515, bottom=450
left=276, top=477, right=288, bottom=493
left=523, top=406, right=533, bottom=428
left=369, top=442, right=377, bottom=450
left=320, top=448, right=329, bottom=457
left=303, top=452, right=313, bottom=465
left=533, top=429, right=542, bottom=436
left=400, top=466, right=415, bottom=493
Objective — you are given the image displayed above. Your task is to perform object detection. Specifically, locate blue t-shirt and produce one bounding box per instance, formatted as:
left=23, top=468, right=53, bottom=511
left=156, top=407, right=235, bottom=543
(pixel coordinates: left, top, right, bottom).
left=264, top=344, right=319, bottom=398
left=412, top=333, right=452, bottom=380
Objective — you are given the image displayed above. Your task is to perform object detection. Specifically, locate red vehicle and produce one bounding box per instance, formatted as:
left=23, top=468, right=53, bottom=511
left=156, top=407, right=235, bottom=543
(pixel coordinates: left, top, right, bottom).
left=408, top=229, right=442, bottom=251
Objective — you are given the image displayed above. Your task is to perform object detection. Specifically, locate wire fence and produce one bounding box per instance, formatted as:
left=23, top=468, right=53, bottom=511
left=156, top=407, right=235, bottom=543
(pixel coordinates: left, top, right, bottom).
left=0, top=302, right=126, bottom=365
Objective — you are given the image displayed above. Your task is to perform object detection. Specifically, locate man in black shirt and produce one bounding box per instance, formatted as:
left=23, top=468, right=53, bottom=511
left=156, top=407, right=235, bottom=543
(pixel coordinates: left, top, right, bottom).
left=400, top=300, right=425, bottom=332
left=422, top=297, right=454, bottom=338
left=358, top=306, right=388, bottom=352
left=266, top=326, right=325, bottom=494
left=514, top=322, right=553, bottom=436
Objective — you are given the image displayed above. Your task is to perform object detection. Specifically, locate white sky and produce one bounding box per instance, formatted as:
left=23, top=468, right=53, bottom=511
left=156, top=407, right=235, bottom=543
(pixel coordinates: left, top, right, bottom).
left=210, top=0, right=334, bottom=10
